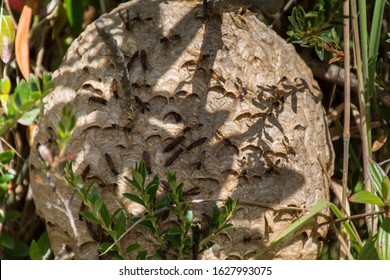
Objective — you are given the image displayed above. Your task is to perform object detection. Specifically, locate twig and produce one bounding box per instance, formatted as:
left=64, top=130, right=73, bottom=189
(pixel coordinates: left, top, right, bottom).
left=188, top=198, right=307, bottom=212
left=99, top=207, right=170, bottom=257
left=318, top=210, right=384, bottom=227
left=330, top=222, right=354, bottom=260
left=341, top=0, right=351, bottom=258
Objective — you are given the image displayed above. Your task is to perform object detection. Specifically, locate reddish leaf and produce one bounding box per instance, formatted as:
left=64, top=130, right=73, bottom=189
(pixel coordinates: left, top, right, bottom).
left=0, top=15, right=15, bottom=63
left=15, top=4, right=32, bottom=81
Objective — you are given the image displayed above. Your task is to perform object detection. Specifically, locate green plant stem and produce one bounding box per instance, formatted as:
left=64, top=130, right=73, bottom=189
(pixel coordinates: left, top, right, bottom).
left=351, top=0, right=374, bottom=237
left=343, top=0, right=351, bottom=215
left=198, top=207, right=236, bottom=250
left=341, top=0, right=351, bottom=258
left=368, top=0, right=386, bottom=117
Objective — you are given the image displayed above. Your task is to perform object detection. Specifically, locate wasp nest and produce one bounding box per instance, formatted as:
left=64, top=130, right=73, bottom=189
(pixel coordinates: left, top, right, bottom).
left=30, top=0, right=334, bottom=259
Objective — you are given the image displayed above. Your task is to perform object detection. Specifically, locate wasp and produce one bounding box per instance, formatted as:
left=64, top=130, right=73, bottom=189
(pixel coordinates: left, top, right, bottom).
left=119, top=10, right=152, bottom=31
left=196, top=150, right=206, bottom=170
left=142, top=150, right=152, bottom=174
left=127, top=51, right=139, bottom=71
left=187, top=137, right=207, bottom=151
left=160, top=180, right=170, bottom=192
left=88, top=96, right=107, bottom=105
left=110, top=79, right=119, bottom=99
left=105, top=153, right=119, bottom=175
left=164, top=148, right=184, bottom=167
left=81, top=164, right=90, bottom=180
left=183, top=186, right=201, bottom=196
left=163, top=136, right=185, bottom=153
left=134, top=96, right=150, bottom=113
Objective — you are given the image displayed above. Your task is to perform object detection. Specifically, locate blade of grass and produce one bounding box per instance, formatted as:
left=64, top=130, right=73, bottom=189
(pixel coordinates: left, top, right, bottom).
left=252, top=200, right=329, bottom=259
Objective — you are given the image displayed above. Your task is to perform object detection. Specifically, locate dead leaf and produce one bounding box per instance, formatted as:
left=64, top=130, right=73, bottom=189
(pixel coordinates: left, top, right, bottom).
left=15, top=4, right=32, bottom=81
left=0, top=15, right=15, bottom=63
left=372, top=133, right=387, bottom=152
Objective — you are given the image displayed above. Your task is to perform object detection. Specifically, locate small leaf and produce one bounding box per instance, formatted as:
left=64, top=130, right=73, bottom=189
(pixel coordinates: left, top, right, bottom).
left=0, top=150, right=14, bottom=164
left=132, top=170, right=145, bottom=190
left=123, top=193, right=145, bottom=207
left=0, top=232, right=15, bottom=249
left=368, top=159, right=387, bottom=199
left=0, top=15, right=15, bottom=64
left=18, top=107, right=40, bottom=125
left=349, top=191, right=384, bottom=206
left=377, top=219, right=390, bottom=260
left=124, top=176, right=141, bottom=192
left=80, top=211, right=100, bottom=224
left=64, top=0, right=83, bottom=34
left=359, top=236, right=379, bottom=260
left=126, top=243, right=141, bottom=254
left=382, top=177, right=390, bottom=202
left=114, top=210, right=126, bottom=237
left=137, top=250, right=147, bottom=260
left=15, top=4, right=32, bottom=81
left=99, top=204, right=111, bottom=228
left=29, top=240, right=42, bottom=260
left=4, top=210, right=21, bottom=222
left=145, top=175, right=159, bottom=200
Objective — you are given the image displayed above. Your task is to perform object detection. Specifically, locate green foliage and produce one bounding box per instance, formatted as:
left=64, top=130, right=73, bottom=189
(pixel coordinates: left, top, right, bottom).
left=348, top=160, right=390, bottom=260
left=0, top=73, right=53, bottom=136
left=287, top=0, right=343, bottom=61
left=122, top=162, right=241, bottom=259
left=29, top=231, right=52, bottom=260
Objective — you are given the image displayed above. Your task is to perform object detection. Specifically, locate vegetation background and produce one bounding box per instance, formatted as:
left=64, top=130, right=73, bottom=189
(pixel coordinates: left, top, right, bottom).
left=0, top=0, right=389, bottom=259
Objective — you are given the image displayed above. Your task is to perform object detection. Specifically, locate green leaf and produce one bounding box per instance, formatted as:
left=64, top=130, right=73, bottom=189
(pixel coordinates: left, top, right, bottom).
left=123, top=193, right=146, bottom=207
left=0, top=232, right=15, bottom=250
left=13, top=81, right=31, bottom=110
left=0, top=15, right=15, bottom=64
left=114, top=210, right=126, bottom=237
left=126, top=243, right=141, bottom=254
left=124, top=176, right=141, bottom=193
left=1, top=76, right=11, bottom=95
left=0, top=150, right=14, bottom=164
left=137, top=250, right=147, bottom=260
left=163, top=228, right=181, bottom=247
left=80, top=211, right=100, bottom=224
left=382, top=177, right=390, bottom=202
left=64, top=0, right=83, bottom=34
left=368, top=159, right=387, bottom=199
left=329, top=203, right=361, bottom=253
left=377, top=218, right=390, bottom=260
left=4, top=210, right=21, bottom=222
left=0, top=169, right=17, bottom=184
left=349, top=190, right=384, bottom=206
left=18, top=107, right=41, bottom=126
left=99, top=242, right=115, bottom=252
left=99, top=204, right=111, bottom=228
left=132, top=170, right=145, bottom=190
left=212, top=204, right=221, bottom=227
left=253, top=200, right=329, bottom=259
left=42, top=72, right=53, bottom=96
left=146, top=175, right=159, bottom=201
left=359, top=236, right=379, bottom=260
left=29, top=240, right=42, bottom=260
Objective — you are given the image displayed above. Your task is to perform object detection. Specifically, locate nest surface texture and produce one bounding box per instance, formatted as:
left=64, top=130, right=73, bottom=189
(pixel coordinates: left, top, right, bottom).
left=30, top=0, right=334, bottom=259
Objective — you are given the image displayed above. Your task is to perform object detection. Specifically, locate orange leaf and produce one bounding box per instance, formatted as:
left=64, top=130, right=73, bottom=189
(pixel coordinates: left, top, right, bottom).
left=15, top=4, right=32, bottom=81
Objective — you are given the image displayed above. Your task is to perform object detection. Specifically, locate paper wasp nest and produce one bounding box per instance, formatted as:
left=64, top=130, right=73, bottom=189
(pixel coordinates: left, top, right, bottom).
left=30, top=0, right=334, bottom=259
